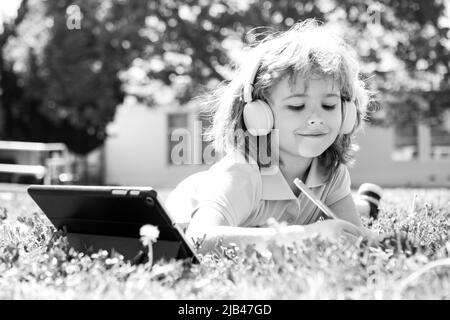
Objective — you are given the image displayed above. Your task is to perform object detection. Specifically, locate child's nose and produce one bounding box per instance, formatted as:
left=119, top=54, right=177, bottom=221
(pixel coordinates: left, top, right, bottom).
left=307, top=115, right=325, bottom=126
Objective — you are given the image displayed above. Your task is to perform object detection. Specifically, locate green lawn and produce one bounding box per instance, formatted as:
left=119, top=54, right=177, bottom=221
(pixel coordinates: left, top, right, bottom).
left=0, top=187, right=449, bottom=299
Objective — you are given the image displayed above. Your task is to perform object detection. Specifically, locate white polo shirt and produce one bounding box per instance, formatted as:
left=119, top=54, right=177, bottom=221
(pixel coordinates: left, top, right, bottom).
left=165, top=152, right=352, bottom=229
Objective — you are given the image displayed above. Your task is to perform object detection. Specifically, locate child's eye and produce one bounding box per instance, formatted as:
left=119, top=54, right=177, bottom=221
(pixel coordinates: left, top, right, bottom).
left=322, top=104, right=337, bottom=110
left=287, top=105, right=305, bottom=111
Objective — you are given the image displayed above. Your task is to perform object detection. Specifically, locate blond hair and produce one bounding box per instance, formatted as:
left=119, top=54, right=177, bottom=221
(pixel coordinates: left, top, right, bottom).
left=202, top=19, right=373, bottom=181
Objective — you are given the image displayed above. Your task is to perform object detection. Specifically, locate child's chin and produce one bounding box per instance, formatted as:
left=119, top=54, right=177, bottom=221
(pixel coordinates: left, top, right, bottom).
left=295, top=140, right=333, bottom=158
left=296, top=147, right=326, bottom=158
left=298, top=151, right=322, bottom=158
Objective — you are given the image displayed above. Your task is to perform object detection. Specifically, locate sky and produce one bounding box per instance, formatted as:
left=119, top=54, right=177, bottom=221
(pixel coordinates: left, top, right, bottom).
left=0, top=0, right=21, bottom=23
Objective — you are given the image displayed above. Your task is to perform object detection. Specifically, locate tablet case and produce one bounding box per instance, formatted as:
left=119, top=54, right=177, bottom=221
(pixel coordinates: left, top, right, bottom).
left=27, top=185, right=200, bottom=264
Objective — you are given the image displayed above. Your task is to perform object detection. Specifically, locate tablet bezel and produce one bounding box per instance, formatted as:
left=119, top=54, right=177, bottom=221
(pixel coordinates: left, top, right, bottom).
left=27, top=184, right=200, bottom=264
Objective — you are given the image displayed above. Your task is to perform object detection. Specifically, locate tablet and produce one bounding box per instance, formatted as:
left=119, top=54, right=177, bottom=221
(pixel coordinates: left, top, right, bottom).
left=27, top=185, right=200, bottom=264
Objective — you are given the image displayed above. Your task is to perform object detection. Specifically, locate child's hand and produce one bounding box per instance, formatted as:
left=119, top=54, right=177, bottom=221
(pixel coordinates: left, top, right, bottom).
left=308, top=219, right=365, bottom=242
left=361, top=227, right=382, bottom=244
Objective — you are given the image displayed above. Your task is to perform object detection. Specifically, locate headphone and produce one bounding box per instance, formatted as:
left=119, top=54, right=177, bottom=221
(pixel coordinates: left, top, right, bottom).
left=242, top=56, right=358, bottom=136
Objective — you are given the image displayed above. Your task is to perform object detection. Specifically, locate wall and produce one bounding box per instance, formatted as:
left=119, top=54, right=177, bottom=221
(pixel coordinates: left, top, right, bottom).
left=104, top=103, right=210, bottom=187
left=350, top=126, right=450, bottom=187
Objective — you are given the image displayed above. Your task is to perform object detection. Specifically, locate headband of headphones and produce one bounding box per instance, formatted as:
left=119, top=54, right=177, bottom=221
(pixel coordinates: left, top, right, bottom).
left=243, top=47, right=267, bottom=103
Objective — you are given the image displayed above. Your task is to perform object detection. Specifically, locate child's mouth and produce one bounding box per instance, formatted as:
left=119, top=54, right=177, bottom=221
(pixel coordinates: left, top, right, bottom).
left=297, top=133, right=327, bottom=138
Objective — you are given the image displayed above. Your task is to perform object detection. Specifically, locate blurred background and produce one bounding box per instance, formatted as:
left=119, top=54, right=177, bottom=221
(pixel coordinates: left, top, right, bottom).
left=0, top=0, right=449, bottom=191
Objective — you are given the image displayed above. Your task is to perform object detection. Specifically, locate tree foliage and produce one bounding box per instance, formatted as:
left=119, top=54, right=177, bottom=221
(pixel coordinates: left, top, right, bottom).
left=0, top=0, right=29, bottom=138
left=2, top=0, right=151, bottom=154
left=335, top=0, right=450, bottom=126
left=1, top=0, right=449, bottom=154
left=126, top=0, right=327, bottom=105
left=126, top=0, right=450, bottom=126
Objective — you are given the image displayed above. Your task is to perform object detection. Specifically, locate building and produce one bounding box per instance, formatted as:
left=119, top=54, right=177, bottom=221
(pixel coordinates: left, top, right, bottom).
left=350, top=123, right=450, bottom=187
left=104, top=102, right=450, bottom=189
left=104, top=102, right=210, bottom=188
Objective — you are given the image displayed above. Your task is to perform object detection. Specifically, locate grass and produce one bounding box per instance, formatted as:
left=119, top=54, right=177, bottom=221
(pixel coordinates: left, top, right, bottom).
left=0, top=188, right=449, bottom=299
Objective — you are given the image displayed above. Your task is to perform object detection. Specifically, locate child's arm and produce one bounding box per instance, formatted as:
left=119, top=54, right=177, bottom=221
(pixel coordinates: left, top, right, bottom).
left=328, top=194, right=381, bottom=242
left=328, top=194, right=363, bottom=228
left=294, top=178, right=365, bottom=231
left=186, top=207, right=364, bottom=254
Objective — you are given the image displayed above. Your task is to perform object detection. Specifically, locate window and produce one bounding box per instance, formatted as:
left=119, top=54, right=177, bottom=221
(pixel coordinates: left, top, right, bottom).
left=392, top=114, right=450, bottom=162
left=430, top=118, right=450, bottom=160
left=167, top=113, right=188, bottom=165
left=392, top=123, right=418, bottom=161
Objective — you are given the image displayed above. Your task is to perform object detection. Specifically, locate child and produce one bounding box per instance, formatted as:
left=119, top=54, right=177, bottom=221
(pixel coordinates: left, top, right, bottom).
left=166, top=19, right=382, bottom=253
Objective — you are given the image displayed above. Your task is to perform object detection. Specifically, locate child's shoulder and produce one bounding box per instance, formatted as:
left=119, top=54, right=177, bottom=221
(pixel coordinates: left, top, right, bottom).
left=172, top=152, right=262, bottom=194
left=325, top=162, right=351, bottom=193
left=166, top=153, right=263, bottom=227
left=334, top=162, right=350, bottom=176
left=210, top=152, right=262, bottom=181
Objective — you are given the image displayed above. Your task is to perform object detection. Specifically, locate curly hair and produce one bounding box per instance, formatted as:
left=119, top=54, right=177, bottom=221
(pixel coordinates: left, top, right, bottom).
left=201, top=19, right=373, bottom=182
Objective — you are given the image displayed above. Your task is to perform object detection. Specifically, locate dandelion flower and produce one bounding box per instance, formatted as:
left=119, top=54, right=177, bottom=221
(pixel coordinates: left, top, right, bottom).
left=140, top=224, right=159, bottom=247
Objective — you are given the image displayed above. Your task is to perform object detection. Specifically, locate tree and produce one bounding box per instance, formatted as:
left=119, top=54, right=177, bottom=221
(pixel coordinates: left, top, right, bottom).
left=2, top=0, right=152, bottom=154
left=0, top=0, right=29, bottom=138
left=125, top=0, right=449, bottom=127
left=2, top=0, right=449, bottom=154
left=333, top=0, right=450, bottom=126
left=124, top=0, right=326, bottom=105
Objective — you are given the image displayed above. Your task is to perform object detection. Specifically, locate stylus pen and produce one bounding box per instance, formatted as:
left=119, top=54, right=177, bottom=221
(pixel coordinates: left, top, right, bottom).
left=293, top=178, right=339, bottom=220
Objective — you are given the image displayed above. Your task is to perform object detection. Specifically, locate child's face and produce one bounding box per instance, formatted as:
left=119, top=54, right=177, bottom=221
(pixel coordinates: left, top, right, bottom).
left=269, top=75, right=342, bottom=159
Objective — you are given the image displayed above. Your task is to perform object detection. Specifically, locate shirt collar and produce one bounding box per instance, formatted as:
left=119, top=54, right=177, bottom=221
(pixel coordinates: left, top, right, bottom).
left=260, top=158, right=326, bottom=200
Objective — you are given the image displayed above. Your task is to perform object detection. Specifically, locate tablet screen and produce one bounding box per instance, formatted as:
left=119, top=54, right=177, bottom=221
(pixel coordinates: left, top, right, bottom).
left=27, top=185, right=199, bottom=263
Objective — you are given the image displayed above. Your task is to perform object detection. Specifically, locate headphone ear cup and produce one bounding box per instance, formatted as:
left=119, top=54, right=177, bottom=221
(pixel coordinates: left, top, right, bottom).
left=341, top=101, right=357, bottom=135
left=243, top=100, right=274, bottom=136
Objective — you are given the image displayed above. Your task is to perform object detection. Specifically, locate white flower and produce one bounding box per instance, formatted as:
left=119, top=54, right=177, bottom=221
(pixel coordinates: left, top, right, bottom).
left=139, top=224, right=159, bottom=247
